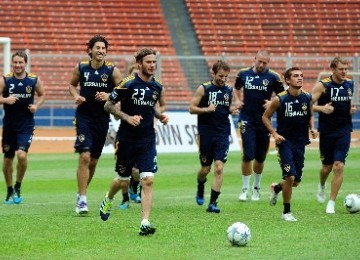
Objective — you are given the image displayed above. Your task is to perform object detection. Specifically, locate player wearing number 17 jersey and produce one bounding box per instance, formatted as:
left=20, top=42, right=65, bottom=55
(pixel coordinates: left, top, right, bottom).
left=312, top=56, right=356, bottom=214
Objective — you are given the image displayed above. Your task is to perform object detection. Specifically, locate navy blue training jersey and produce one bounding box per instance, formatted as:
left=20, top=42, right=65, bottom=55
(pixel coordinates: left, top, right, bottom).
left=235, top=67, right=284, bottom=124
left=108, top=73, right=162, bottom=142
left=76, top=60, right=116, bottom=120
left=197, top=81, right=233, bottom=136
left=317, top=76, right=353, bottom=134
left=276, top=90, right=312, bottom=145
left=2, top=72, right=37, bottom=130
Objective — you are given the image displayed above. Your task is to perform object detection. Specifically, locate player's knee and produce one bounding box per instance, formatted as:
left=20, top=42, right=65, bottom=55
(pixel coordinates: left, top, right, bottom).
left=16, top=150, right=27, bottom=161
left=333, top=161, right=344, bottom=173
left=140, top=172, right=154, bottom=185
left=285, top=175, right=295, bottom=185
left=200, top=166, right=211, bottom=175
left=293, top=181, right=300, bottom=187
left=214, top=161, right=224, bottom=175
left=79, top=151, right=91, bottom=163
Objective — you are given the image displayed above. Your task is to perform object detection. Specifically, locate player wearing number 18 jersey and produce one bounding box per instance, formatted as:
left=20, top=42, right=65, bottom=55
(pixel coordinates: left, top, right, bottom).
left=190, top=60, right=239, bottom=213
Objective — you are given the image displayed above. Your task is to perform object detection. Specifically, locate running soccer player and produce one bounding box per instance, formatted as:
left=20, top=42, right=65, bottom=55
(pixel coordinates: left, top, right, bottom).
left=235, top=50, right=284, bottom=201
left=312, top=56, right=357, bottom=214
left=99, top=48, right=169, bottom=236
left=190, top=60, right=239, bottom=213
left=263, top=67, right=316, bottom=221
left=0, top=50, right=45, bottom=204
left=69, top=35, right=122, bottom=215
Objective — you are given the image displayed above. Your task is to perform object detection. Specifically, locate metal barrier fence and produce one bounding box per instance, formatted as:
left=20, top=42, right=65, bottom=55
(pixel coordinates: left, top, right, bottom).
left=0, top=54, right=359, bottom=127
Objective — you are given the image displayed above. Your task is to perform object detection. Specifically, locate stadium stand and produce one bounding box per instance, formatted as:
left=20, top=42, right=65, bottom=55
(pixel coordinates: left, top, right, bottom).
left=186, top=0, right=360, bottom=57
left=0, top=0, right=192, bottom=102
left=185, top=0, right=360, bottom=90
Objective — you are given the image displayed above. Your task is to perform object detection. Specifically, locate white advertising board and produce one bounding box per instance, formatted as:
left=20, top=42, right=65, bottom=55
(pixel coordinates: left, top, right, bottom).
left=103, top=111, right=240, bottom=154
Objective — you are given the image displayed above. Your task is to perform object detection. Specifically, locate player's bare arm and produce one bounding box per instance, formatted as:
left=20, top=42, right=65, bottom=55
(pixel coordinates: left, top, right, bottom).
left=69, top=65, right=86, bottom=105
left=104, top=100, right=142, bottom=127
left=154, top=93, right=168, bottom=125
left=311, top=82, right=334, bottom=114
left=350, top=103, right=357, bottom=115
left=112, top=66, right=123, bottom=86
left=189, top=85, right=216, bottom=114
left=28, top=77, right=45, bottom=113
left=233, top=87, right=244, bottom=109
left=262, top=96, right=285, bottom=144
left=309, top=105, right=317, bottom=139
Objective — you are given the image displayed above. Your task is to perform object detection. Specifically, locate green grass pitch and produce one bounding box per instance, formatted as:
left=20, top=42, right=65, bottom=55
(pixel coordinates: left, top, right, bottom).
left=1, top=148, right=359, bottom=259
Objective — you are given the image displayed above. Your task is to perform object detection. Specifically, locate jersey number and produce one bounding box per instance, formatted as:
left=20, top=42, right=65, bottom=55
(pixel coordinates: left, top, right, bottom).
left=132, top=89, right=146, bottom=100
left=9, top=84, right=15, bottom=94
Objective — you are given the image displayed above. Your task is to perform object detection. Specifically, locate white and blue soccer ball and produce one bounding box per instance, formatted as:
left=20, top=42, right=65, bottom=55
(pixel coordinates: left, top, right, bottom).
left=344, top=193, right=360, bottom=213
left=226, top=222, right=251, bottom=246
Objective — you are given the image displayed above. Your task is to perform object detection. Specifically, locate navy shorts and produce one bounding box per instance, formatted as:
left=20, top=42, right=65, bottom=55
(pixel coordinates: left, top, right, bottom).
left=320, top=132, right=351, bottom=165
left=198, top=135, right=229, bottom=167
left=2, top=129, right=34, bottom=158
left=277, top=140, right=305, bottom=182
left=239, top=120, right=270, bottom=163
left=115, top=139, right=157, bottom=178
left=74, top=116, right=109, bottom=159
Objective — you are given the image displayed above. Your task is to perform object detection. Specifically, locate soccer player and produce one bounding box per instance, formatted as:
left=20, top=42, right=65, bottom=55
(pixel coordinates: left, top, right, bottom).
left=0, top=50, right=45, bottom=204
left=262, top=67, right=316, bottom=221
left=99, top=48, right=169, bottom=236
left=234, top=50, right=284, bottom=201
left=117, top=63, right=142, bottom=210
left=312, top=57, right=356, bottom=214
left=190, top=60, right=239, bottom=213
left=69, top=35, right=122, bottom=215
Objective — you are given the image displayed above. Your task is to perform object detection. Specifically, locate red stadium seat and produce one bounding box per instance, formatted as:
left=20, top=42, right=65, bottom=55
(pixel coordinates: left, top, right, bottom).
left=186, top=0, right=360, bottom=57
left=0, top=0, right=190, bottom=102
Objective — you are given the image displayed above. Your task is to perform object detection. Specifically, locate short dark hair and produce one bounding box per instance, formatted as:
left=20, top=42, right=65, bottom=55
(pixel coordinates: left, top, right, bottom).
left=284, top=67, right=301, bottom=81
left=135, top=48, right=157, bottom=63
left=87, top=35, right=109, bottom=57
left=12, top=50, right=28, bottom=63
left=330, top=56, right=348, bottom=69
left=212, top=60, right=230, bottom=74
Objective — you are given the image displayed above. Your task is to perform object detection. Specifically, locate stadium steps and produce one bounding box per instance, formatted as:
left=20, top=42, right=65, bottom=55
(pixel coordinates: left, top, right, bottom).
left=160, top=0, right=209, bottom=92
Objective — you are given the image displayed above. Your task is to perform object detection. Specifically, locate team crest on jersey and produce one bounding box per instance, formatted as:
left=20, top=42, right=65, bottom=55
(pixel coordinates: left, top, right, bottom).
left=3, top=145, right=10, bottom=152
left=77, top=134, right=85, bottom=142
left=283, top=164, right=291, bottom=172
left=101, top=73, right=108, bottom=83
left=301, top=103, right=308, bottom=111
left=224, top=93, right=229, bottom=102
left=262, top=79, right=269, bottom=86
left=152, top=91, right=159, bottom=101
left=347, top=88, right=353, bottom=97
left=26, top=86, right=32, bottom=93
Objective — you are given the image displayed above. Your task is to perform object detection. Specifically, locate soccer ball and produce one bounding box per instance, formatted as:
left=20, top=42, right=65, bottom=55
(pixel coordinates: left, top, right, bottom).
left=226, top=222, right=251, bottom=246
left=344, top=193, right=360, bottom=213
